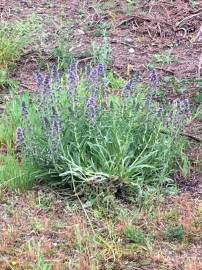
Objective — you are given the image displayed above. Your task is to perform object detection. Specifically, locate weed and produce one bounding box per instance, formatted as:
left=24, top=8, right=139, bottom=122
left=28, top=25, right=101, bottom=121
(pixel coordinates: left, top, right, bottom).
left=93, top=22, right=112, bottom=37
left=196, top=79, right=202, bottom=89
left=35, top=255, right=51, bottom=270
left=123, top=226, right=146, bottom=244
left=0, top=14, right=40, bottom=69
left=25, top=241, right=52, bottom=270
left=30, top=219, right=43, bottom=232
left=36, top=192, right=54, bottom=210
left=0, top=69, right=17, bottom=90
left=0, top=92, right=30, bottom=145
left=189, top=0, right=199, bottom=8
left=192, top=91, right=202, bottom=105
left=107, top=71, right=124, bottom=89
left=153, top=50, right=174, bottom=65
left=91, top=1, right=116, bottom=19
left=0, top=152, right=33, bottom=189
left=164, top=225, right=184, bottom=241
left=91, top=34, right=111, bottom=66
left=123, top=0, right=137, bottom=16
left=0, top=14, right=41, bottom=88
left=51, top=40, right=73, bottom=71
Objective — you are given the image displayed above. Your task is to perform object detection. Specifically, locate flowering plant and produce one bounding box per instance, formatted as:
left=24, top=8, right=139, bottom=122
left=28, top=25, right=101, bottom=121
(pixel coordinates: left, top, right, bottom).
left=15, top=65, right=189, bottom=198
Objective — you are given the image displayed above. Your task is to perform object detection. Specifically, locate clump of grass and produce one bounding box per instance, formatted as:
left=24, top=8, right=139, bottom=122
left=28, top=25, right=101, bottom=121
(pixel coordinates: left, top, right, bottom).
left=35, top=255, right=51, bottom=270
left=123, top=226, right=146, bottom=244
left=0, top=14, right=40, bottom=69
left=192, top=91, right=202, bottom=105
left=0, top=152, right=33, bottom=189
left=107, top=71, right=124, bottom=89
left=153, top=50, right=174, bottom=65
left=0, top=14, right=41, bottom=88
left=0, top=92, right=30, bottom=145
left=164, top=225, right=184, bottom=242
left=123, top=0, right=137, bottom=16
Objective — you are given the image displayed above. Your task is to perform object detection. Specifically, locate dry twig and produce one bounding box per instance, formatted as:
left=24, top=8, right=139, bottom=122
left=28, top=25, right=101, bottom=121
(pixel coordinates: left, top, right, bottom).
left=115, top=15, right=150, bottom=28
left=110, top=39, right=137, bottom=50
left=176, top=12, right=202, bottom=28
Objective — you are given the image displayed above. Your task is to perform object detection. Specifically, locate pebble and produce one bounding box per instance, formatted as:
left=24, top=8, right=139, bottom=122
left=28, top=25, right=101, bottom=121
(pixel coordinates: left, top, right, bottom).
left=75, top=29, right=85, bottom=36
left=125, top=37, right=133, bottom=43
left=129, top=48, right=135, bottom=54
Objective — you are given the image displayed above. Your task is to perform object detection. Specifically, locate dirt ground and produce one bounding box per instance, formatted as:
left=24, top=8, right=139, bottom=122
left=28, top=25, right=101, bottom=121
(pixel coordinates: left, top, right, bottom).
left=0, top=190, right=201, bottom=270
left=1, top=0, right=202, bottom=89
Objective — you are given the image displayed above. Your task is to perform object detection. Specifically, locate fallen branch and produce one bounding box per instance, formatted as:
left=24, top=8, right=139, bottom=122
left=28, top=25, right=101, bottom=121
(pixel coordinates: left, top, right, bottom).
left=155, top=67, right=175, bottom=75
left=110, top=39, right=137, bottom=50
left=161, top=130, right=201, bottom=143
left=176, top=12, right=202, bottom=28
left=115, top=15, right=151, bottom=28
left=180, top=132, right=201, bottom=143
left=76, top=56, right=93, bottom=64
left=191, top=8, right=202, bottom=14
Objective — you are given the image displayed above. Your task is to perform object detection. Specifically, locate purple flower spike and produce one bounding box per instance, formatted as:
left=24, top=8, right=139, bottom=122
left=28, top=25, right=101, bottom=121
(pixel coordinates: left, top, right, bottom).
left=88, top=67, right=98, bottom=84
left=149, top=70, right=158, bottom=89
left=51, top=65, right=60, bottom=82
left=97, top=64, right=105, bottom=77
left=36, top=71, right=44, bottom=87
left=15, top=127, right=24, bottom=148
left=21, top=101, right=28, bottom=117
left=156, top=106, right=163, bottom=117
left=124, top=80, right=133, bottom=93
left=68, top=64, right=78, bottom=102
left=122, top=72, right=139, bottom=98
left=87, top=64, right=105, bottom=85
left=50, top=116, right=61, bottom=155
left=51, top=107, right=60, bottom=134
left=51, top=119, right=60, bottom=135
left=86, top=94, right=97, bottom=125
left=68, top=64, right=77, bottom=83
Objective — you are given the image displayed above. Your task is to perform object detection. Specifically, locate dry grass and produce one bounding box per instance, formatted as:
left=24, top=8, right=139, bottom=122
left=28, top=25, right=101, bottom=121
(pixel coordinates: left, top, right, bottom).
left=0, top=190, right=201, bottom=270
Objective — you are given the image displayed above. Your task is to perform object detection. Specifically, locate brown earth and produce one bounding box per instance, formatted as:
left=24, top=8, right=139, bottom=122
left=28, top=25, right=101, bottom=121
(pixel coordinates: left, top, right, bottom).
left=0, top=190, right=201, bottom=270
left=1, top=0, right=202, bottom=89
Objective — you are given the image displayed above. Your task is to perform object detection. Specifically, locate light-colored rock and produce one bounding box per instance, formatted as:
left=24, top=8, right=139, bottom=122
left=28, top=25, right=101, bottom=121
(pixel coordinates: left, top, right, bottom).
left=75, top=29, right=85, bottom=36
left=128, top=48, right=135, bottom=54
left=125, top=37, right=133, bottom=43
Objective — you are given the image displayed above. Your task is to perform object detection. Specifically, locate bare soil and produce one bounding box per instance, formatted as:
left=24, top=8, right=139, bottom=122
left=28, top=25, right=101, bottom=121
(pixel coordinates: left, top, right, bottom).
left=1, top=0, right=202, bottom=88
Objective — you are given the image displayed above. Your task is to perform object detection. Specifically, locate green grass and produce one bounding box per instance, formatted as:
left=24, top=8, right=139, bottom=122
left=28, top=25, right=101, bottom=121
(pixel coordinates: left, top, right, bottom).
left=123, top=226, right=146, bottom=244
left=152, top=50, right=174, bottom=66
left=123, top=0, right=137, bottom=16
left=35, top=255, right=51, bottom=270
left=0, top=152, right=33, bottom=189
left=0, top=14, right=41, bottom=88
left=192, top=91, right=202, bottom=105
left=0, top=92, right=30, bottom=145
left=164, top=225, right=184, bottom=242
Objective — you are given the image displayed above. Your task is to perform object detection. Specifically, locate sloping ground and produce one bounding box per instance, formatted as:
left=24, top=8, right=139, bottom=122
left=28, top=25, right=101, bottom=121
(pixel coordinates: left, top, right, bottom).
left=1, top=0, right=202, bottom=84
left=0, top=1, right=201, bottom=269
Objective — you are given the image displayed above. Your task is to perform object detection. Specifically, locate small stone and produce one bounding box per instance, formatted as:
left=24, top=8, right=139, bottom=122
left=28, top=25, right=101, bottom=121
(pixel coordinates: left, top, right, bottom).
left=128, top=48, right=135, bottom=54
left=75, top=29, right=85, bottom=36
left=125, top=37, right=133, bottom=43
